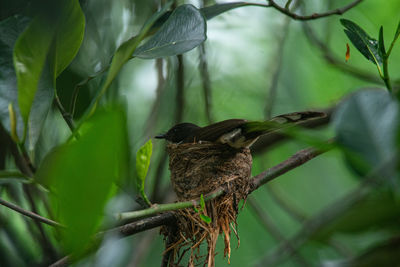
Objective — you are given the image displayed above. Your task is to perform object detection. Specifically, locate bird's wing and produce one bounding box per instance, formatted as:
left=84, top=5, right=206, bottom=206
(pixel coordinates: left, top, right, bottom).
left=186, top=119, right=247, bottom=142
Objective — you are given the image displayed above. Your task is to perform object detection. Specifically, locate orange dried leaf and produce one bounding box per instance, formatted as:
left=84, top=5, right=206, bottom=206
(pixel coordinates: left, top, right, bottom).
left=345, top=43, right=350, bottom=62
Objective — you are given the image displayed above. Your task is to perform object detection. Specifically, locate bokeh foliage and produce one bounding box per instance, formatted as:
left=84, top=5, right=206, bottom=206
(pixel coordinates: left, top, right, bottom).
left=1, top=0, right=400, bottom=266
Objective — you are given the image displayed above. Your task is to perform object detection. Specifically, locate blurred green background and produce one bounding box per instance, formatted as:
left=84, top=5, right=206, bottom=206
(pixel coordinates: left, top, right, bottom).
left=1, top=0, right=400, bottom=266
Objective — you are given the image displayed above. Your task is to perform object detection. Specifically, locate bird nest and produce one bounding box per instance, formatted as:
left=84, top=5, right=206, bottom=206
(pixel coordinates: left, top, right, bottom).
left=162, top=142, right=252, bottom=267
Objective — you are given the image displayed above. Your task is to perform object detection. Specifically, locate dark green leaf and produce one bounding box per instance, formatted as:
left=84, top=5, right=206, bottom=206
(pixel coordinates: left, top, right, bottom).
left=13, top=0, right=85, bottom=147
left=36, top=108, right=128, bottom=253
left=0, top=15, right=29, bottom=140
left=201, top=2, right=249, bottom=20
left=133, top=4, right=207, bottom=59
left=340, top=19, right=382, bottom=65
left=53, top=0, right=85, bottom=77
left=200, top=214, right=212, bottom=224
left=94, top=2, right=172, bottom=108
left=379, top=26, right=386, bottom=57
left=333, top=89, right=399, bottom=179
left=13, top=16, right=54, bottom=127
left=394, top=20, right=400, bottom=42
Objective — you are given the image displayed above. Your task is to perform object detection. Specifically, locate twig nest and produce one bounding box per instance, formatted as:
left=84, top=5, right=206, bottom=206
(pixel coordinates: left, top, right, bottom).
left=167, top=142, right=252, bottom=200
left=164, top=142, right=252, bottom=267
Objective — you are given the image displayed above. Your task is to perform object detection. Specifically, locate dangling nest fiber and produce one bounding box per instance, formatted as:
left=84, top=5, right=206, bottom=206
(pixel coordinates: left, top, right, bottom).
left=163, top=142, right=252, bottom=267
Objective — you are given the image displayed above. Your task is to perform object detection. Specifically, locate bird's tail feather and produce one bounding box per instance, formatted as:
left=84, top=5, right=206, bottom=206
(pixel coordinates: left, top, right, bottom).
left=244, top=111, right=326, bottom=135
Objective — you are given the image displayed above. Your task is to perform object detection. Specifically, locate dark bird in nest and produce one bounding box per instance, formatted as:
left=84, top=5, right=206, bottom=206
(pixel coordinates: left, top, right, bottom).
left=155, top=111, right=325, bottom=149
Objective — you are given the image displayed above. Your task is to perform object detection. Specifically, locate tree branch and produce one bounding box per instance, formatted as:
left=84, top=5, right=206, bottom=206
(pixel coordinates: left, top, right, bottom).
left=50, top=144, right=328, bottom=266
left=267, top=0, right=363, bottom=21
left=0, top=197, right=64, bottom=228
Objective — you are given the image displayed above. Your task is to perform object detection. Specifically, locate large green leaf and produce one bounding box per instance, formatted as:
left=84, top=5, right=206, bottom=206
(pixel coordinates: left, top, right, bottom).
left=332, top=89, right=399, bottom=178
left=0, top=16, right=29, bottom=140
left=94, top=2, right=172, bottom=107
left=133, top=4, right=207, bottom=59
left=36, top=108, right=128, bottom=253
left=340, top=19, right=382, bottom=65
left=53, top=0, right=85, bottom=77
left=13, top=16, right=54, bottom=128
left=13, top=0, right=85, bottom=145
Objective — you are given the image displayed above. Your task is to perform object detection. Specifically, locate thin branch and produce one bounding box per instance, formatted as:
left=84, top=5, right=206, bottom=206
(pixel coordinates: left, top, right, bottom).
left=54, top=93, right=80, bottom=138
left=118, top=144, right=327, bottom=221
left=150, top=152, right=167, bottom=203
left=50, top=213, right=176, bottom=267
left=0, top=197, right=64, bottom=228
left=265, top=16, right=291, bottom=119
left=267, top=0, right=363, bottom=21
left=117, top=189, right=224, bottom=221
left=198, top=43, right=214, bottom=124
left=175, top=54, right=185, bottom=123
left=145, top=58, right=166, bottom=139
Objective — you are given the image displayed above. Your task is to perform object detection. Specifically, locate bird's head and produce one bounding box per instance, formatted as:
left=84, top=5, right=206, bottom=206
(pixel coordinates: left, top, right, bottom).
left=155, top=123, right=201, bottom=143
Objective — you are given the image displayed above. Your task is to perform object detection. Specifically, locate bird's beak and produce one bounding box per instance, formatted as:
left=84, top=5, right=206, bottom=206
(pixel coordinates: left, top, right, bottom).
left=155, top=133, right=166, bottom=139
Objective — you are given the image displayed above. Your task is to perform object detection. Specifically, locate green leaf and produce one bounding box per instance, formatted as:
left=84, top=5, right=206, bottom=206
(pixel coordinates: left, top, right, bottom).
left=93, top=2, right=172, bottom=109
left=200, top=194, right=206, bottom=211
left=340, top=19, right=382, bottom=65
left=136, top=139, right=153, bottom=206
left=200, top=214, right=212, bottom=224
left=13, top=0, right=85, bottom=146
left=379, top=26, right=386, bottom=57
left=13, top=16, right=55, bottom=128
left=36, top=108, right=128, bottom=253
left=53, top=0, right=85, bottom=77
left=0, top=16, right=29, bottom=140
left=136, top=139, right=153, bottom=188
left=332, top=89, right=399, bottom=179
left=133, top=4, right=207, bottom=59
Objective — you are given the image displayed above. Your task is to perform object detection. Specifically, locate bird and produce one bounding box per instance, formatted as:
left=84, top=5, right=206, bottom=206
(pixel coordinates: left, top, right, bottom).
left=155, top=111, right=325, bottom=149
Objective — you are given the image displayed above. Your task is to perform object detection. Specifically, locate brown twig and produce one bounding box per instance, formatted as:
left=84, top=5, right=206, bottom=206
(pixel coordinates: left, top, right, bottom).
left=175, top=54, right=185, bottom=123
left=54, top=93, right=79, bottom=138
left=264, top=16, right=291, bottom=119
left=267, top=0, right=363, bottom=21
left=150, top=152, right=168, bottom=203
left=198, top=43, right=214, bottom=124
left=145, top=58, right=166, bottom=139
left=50, top=213, right=176, bottom=267
left=0, top=197, right=64, bottom=228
